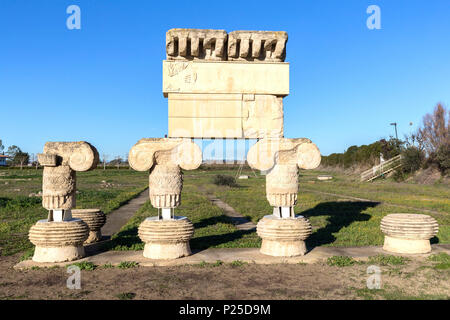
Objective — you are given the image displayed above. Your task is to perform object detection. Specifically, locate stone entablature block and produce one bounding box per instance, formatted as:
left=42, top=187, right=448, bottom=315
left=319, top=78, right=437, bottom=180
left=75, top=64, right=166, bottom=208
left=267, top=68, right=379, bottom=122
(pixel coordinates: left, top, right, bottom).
left=228, top=31, right=288, bottom=62
left=165, top=29, right=287, bottom=62
left=166, top=29, right=227, bottom=61
left=167, top=93, right=283, bottom=139
left=163, top=60, right=289, bottom=96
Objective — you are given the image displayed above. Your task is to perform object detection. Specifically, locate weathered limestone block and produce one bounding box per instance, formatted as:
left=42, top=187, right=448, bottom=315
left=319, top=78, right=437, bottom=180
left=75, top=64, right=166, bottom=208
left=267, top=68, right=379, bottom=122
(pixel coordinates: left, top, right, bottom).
left=138, top=216, right=194, bottom=259
left=257, top=215, right=312, bottom=256
left=38, top=141, right=99, bottom=211
left=149, top=164, right=183, bottom=208
left=242, top=94, right=283, bottom=138
left=71, top=209, right=106, bottom=243
left=42, top=165, right=76, bottom=210
left=167, top=93, right=283, bottom=138
left=28, top=219, right=89, bottom=262
left=228, top=31, right=288, bottom=62
left=381, top=213, right=439, bottom=254
left=266, top=164, right=298, bottom=207
left=163, top=60, right=289, bottom=96
left=166, top=29, right=227, bottom=61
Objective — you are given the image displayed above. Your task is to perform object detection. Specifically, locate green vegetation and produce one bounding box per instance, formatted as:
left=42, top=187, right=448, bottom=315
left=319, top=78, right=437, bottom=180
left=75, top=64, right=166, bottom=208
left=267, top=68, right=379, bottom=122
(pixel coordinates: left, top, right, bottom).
left=116, top=292, right=136, bottom=300
left=322, top=104, right=449, bottom=180
left=368, top=255, right=409, bottom=266
left=428, top=253, right=450, bottom=270
left=117, top=261, right=139, bottom=269
left=326, top=256, right=357, bottom=267
left=230, top=260, right=247, bottom=267
left=354, top=286, right=449, bottom=300
left=321, top=138, right=400, bottom=169
left=108, top=180, right=260, bottom=251
left=193, top=260, right=224, bottom=268
left=68, top=261, right=97, bottom=271
left=213, top=174, right=238, bottom=187
left=109, top=166, right=449, bottom=251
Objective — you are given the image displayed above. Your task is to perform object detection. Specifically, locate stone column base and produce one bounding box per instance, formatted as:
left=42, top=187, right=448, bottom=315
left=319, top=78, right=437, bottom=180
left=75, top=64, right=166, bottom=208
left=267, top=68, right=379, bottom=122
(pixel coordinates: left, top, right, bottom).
left=143, top=242, right=191, bottom=260
left=71, top=209, right=106, bottom=244
left=86, top=230, right=102, bottom=243
left=380, top=213, right=438, bottom=254
left=257, top=215, right=312, bottom=257
left=29, top=218, right=89, bottom=262
left=138, top=216, right=194, bottom=260
left=33, top=245, right=86, bottom=263
left=383, top=236, right=431, bottom=254
left=261, top=239, right=307, bottom=257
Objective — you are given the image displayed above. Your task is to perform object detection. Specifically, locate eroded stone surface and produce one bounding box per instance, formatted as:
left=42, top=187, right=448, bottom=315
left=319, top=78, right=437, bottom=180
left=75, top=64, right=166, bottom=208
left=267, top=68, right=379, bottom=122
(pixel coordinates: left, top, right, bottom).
left=168, top=93, right=284, bottom=138
left=266, top=164, right=299, bottom=207
left=166, top=29, right=227, bottom=61
left=38, top=142, right=99, bottom=211
left=28, top=219, right=89, bottom=262
left=257, top=215, right=312, bottom=257
left=71, top=209, right=106, bottom=244
left=163, top=61, right=289, bottom=96
left=228, top=31, right=288, bottom=62
left=138, top=217, right=194, bottom=259
left=247, top=138, right=321, bottom=172
left=381, top=213, right=439, bottom=254
left=149, top=165, right=182, bottom=208
left=128, top=138, right=202, bottom=172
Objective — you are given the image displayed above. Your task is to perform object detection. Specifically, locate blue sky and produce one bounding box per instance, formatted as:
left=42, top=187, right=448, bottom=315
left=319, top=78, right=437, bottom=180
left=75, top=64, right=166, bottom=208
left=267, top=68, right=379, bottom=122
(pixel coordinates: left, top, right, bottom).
left=1, top=0, right=449, bottom=161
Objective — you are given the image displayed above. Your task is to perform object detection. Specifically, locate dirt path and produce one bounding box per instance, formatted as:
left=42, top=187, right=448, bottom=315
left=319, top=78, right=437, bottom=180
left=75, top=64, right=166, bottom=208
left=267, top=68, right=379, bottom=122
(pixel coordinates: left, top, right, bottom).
left=2, top=251, right=449, bottom=300
left=196, top=186, right=256, bottom=231
left=302, top=188, right=444, bottom=215
left=101, top=189, right=148, bottom=237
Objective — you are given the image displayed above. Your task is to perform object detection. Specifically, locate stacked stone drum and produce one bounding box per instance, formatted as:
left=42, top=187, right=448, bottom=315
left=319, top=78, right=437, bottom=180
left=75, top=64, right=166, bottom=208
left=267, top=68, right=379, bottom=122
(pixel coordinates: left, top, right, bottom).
left=381, top=213, right=439, bottom=254
left=71, top=209, right=106, bottom=243
left=29, top=219, right=89, bottom=262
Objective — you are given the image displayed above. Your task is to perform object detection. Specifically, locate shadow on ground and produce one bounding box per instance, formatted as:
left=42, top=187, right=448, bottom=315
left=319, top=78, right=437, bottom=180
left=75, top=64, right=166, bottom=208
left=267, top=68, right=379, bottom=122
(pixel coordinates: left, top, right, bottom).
left=300, top=201, right=380, bottom=249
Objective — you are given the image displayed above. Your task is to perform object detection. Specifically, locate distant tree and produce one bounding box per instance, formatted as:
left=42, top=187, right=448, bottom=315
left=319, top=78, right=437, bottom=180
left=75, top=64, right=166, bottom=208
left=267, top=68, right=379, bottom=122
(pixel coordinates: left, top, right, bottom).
left=0, top=139, right=4, bottom=154
left=401, top=146, right=425, bottom=174
left=6, top=145, right=21, bottom=161
left=6, top=145, right=29, bottom=169
left=115, top=156, right=122, bottom=170
left=417, top=103, right=449, bottom=155
left=13, top=152, right=29, bottom=169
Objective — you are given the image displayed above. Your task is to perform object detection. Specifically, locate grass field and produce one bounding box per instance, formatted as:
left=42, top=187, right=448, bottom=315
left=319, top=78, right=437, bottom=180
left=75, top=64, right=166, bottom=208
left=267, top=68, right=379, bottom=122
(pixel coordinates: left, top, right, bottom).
left=109, top=167, right=449, bottom=251
left=0, top=168, right=148, bottom=256
left=1, top=167, right=449, bottom=257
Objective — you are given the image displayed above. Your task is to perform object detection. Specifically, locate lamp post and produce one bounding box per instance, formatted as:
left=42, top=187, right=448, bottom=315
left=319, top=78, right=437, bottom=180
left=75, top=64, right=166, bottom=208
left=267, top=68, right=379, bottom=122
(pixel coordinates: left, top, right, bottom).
left=390, top=122, right=398, bottom=140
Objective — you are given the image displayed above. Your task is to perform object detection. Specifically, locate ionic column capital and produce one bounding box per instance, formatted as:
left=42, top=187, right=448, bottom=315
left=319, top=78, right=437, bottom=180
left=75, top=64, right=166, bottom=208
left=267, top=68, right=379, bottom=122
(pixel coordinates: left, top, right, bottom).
left=128, top=138, right=202, bottom=172
left=247, top=138, right=321, bottom=172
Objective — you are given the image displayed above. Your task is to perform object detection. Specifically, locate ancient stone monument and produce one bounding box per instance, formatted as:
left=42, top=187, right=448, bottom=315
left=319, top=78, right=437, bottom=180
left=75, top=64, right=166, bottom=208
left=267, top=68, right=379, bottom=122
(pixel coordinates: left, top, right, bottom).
left=164, top=29, right=288, bottom=139
left=71, top=209, right=106, bottom=243
left=130, top=28, right=320, bottom=259
left=381, top=213, right=439, bottom=254
left=28, top=141, right=99, bottom=262
left=129, top=138, right=201, bottom=259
